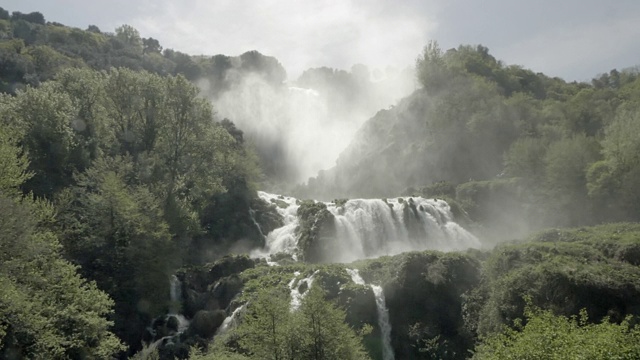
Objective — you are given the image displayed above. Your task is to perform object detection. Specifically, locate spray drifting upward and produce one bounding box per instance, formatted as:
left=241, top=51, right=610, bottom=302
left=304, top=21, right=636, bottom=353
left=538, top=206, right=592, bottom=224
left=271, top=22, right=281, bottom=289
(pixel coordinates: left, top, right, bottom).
left=257, top=191, right=480, bottom=263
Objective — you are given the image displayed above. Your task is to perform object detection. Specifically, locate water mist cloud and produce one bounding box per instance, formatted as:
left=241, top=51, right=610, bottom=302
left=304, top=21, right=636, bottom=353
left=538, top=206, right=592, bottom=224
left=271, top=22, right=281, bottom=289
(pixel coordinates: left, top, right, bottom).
left=133, top=0, right=436, bottom=79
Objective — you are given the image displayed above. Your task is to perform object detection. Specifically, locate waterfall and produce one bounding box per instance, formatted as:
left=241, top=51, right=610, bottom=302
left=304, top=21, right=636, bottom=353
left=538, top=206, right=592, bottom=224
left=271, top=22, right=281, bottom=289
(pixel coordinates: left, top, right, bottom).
left=346, top=268, right=365, bottom=285
left=254, top=192, right=480, bottom=263
left=289, top=270, right=318, bottom=310
left=168, top=275, right=190, bottom=333
left=329, top=197, right=479, bottom=262
left=216, top=304, right=246, bottom=336
left=253, top=192, right=300, bottom=259
left=372, top=285, right=394, bottom=360
left=346, top=269, right=395, bottom=360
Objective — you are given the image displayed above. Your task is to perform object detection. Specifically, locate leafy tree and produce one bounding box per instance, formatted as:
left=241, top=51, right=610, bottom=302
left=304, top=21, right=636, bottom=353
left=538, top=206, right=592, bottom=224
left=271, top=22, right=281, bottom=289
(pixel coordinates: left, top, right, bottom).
left=143, top=37, right=162, bottom=54
left=295, top=286, right=370, bottom=360
left=218, top=286, right=370, bottom=360
left=11, top=82, right=77, bottom=197
left=542, top=135, right=601, bottom=225
left=11, top=11, right=45, bottom=25
left=473, top=305, right=640, bottom=360
left=115, top=24, right=143, bottom=52
left=237, top=288, right=292, bottom=360
left=55, top=156, right=178, bottom=350
left=0, top=7, right=9, bottom=20
left=588, top=105, right=640, bottom=220
left=416, top=40, right=449, bottom=92
left=0, top=126, right=124, bottom=359
left=0, top=122, right=30, bottom=194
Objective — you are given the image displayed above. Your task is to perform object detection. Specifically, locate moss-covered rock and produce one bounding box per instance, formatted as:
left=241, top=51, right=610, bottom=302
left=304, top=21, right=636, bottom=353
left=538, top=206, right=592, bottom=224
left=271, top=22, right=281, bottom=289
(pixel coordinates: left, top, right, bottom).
left=191, top=309, right=227, bottom=338
left=295, top=201, right=337, bottom=262
left=208, top=255, right=256, bottom=284
left=253, top=197, right=285, bottom=232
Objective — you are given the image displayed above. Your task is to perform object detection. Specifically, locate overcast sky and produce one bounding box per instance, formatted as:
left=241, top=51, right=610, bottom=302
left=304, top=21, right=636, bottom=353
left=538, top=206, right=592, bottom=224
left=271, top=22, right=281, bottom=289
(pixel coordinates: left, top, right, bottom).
left=4, top=0, right=640, bottom=81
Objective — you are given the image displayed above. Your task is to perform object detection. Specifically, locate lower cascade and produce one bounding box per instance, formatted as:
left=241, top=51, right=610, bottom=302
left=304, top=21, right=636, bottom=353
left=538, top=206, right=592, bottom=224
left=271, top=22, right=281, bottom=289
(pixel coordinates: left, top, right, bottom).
left=256, top=191, right=480, bottom=262
left=216, top=304, right=246, bottom=336
left=347, top=269, right=395, bottom=360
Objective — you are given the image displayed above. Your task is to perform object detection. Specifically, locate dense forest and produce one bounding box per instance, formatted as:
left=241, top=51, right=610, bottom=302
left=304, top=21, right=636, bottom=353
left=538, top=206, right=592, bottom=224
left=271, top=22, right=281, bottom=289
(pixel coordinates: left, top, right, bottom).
left=1, top=7, right=640, bottom=360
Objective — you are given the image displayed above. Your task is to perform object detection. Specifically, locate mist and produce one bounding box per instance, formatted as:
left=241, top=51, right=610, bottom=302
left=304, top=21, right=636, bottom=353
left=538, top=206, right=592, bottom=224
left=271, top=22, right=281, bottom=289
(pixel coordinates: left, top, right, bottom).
left=202, top=58, right=416, bottom=188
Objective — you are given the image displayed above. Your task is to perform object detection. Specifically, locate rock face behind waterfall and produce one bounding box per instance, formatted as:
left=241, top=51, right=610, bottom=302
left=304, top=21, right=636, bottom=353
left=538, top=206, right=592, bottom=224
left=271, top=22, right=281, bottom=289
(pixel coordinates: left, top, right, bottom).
left=296, top=201, right=338, bottom=262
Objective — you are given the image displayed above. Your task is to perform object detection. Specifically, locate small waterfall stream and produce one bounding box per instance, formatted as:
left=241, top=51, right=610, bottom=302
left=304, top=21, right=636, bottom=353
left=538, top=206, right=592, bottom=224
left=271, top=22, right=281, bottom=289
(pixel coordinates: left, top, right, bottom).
left=216, top=304, right=246, bottom=336
left=347, top=269, right=395, bottom=360
left=289, top=270, right=319, bottom=310
left=371, top=284, right=394, bottom=360
left=169, top=275, right=190, bottom=333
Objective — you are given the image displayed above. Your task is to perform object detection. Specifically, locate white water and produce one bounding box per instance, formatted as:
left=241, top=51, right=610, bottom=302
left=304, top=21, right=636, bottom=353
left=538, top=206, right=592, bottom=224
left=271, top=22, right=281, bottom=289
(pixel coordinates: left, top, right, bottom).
left=255, top=192, right=480, bottom=263
left=252, top=192, right=300, bottom=259
left=216, top=304, right=246, bottom=336
left=289, top=270, right=318, bottom=310
left=372, top=285, right=394, bottom=360
left=169, top=275, right=190, bottom=333
left=346, top=269, right=394, bottom=360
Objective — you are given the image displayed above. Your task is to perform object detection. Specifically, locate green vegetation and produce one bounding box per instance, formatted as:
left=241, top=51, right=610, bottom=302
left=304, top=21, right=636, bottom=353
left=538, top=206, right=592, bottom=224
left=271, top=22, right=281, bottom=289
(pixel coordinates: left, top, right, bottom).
left=234, top=287, right=370, bottom=360
left=303, top=41, right=640, bottom=241
left=0, top=124, right=124, bottom=358
left=1, top=5, right=640, bottom=360
left=473, top=305, right=640, bottom=360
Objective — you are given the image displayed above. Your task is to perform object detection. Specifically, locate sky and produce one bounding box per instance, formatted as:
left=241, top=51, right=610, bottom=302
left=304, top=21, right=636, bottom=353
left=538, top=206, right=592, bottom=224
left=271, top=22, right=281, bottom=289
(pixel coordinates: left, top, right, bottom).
left=4, top=0, right=640, bottom=82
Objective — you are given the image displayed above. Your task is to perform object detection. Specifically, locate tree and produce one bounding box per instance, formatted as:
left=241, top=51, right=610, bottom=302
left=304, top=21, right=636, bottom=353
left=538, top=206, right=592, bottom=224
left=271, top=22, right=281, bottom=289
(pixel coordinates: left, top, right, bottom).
left=0, top=126, right=124, bottom=359
left=0, top=124, right=31, bottom=195
left=295, top=286, right=370, bottom=360
left=143, top=37, right=162, bottom=54
left=115, top=24, right=143, bottom=51
left=473, top=305, right=640, bottom=360
left=237, top=289, right=292, bottom=360
left=416, top=40, right=449, bottom=91
left=55, top=156, right=177, bottom=350
left=589, top=105, right=640, bottom=220
left=219, top=286, right=370, bottom=360
left=11, top=82, right=78, bottom=197
left=542, top=135, right=601, bottom=226
left=11, top=11, right=45, bottom=25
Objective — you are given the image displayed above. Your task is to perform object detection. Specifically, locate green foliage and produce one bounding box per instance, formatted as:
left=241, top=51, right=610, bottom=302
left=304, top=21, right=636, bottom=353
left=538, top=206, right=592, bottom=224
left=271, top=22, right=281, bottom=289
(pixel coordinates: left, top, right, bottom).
left=0, top=125, right=31, bottom=195
left=473, top=305, right=640, bottom=360
left=470, top=224, right=640, bottom=337
left=588, top=105, right=640, bottom=219
left=55, top=155, right=178, bottom=347
left=0, top=128, right=123, bottom=358
left=227, top=286, right=370, bottom=360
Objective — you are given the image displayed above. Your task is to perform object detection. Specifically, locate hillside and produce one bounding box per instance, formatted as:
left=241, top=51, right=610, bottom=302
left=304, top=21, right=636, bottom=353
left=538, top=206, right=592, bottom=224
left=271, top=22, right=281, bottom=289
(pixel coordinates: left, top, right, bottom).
left=300, top=43, right=640, bottom=240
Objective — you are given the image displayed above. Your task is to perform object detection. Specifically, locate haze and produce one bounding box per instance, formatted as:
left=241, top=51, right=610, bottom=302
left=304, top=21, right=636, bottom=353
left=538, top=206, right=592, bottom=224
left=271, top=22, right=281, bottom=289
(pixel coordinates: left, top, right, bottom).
left=5, top=0, right=640, bottom=82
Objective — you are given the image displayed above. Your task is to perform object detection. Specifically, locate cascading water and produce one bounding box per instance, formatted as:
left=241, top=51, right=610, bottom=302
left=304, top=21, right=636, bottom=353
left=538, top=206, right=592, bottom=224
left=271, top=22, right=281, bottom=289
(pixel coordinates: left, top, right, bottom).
left=169, top=275, right=190, bottom=333
left=143, top=276, right=191, bottom=353
left=252, top=192, right=300, bottom=259
left=329, top=197, right=479, bottom=262
left=346, top=269, right=395, bottom=360
left=255, top=191, right=480, bottom=263
left=289, top=270, right=318, bottom=310
left=216, top=304, right=246, bottom=336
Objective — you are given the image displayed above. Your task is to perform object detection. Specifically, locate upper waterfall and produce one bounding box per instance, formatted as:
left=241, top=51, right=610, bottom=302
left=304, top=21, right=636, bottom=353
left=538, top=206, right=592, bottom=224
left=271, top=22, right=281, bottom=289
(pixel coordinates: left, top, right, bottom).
left=255, top=191, right=480, bottom=263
